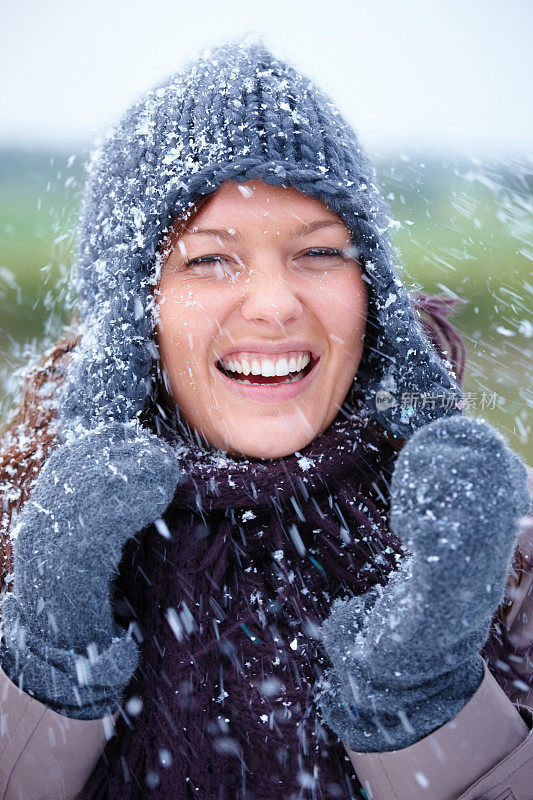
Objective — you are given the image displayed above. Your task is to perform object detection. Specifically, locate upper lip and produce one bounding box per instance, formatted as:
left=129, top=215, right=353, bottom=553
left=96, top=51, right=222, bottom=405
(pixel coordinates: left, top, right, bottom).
left=215, top=341, right=321, bottom=362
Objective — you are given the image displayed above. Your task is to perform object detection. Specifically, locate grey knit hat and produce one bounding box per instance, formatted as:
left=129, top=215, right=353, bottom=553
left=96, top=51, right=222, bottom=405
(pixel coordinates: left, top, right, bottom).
left=57, top=38, right=462, bottom=442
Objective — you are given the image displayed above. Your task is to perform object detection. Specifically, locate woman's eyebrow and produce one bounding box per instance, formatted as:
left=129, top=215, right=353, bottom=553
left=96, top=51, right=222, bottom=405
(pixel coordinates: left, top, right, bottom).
left=182, top=219, right=346, bottom=242
left=183, top=226, right=244, bottom=242
left=292, top=219, right=347, bottom=237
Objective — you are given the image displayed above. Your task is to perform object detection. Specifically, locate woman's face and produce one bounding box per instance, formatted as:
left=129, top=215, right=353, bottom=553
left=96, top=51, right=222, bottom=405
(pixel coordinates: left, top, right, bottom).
left=155, top=179, right=368, bottom=459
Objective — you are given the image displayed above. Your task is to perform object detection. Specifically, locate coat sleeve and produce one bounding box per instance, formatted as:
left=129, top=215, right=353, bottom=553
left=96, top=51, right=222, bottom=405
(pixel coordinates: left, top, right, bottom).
left=344, top=465, right=533, bottom=800
left=0, top=663, right=118, bottom=800
left=345, top=657, right=533, bottom=800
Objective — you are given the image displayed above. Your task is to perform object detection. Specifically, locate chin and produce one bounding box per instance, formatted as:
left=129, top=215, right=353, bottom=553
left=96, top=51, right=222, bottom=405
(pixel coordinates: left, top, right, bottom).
left=221, top=425, right=319, bottom=461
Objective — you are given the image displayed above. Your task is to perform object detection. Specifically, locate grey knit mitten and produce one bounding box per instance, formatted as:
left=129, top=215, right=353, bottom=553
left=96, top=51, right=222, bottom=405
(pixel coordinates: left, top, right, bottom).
left=316, top=415, right=532, bottom=752
left=0, top=422, right=183, bottom=720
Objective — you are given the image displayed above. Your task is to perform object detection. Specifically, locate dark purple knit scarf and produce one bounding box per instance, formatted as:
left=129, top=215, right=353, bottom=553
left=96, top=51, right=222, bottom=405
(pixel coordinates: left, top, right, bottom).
left=76, top=388, right=408, bottom=800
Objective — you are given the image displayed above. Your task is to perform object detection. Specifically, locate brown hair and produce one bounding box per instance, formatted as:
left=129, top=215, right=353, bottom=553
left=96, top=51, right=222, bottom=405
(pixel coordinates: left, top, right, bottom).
left=0, top=321, right=81, bottom=589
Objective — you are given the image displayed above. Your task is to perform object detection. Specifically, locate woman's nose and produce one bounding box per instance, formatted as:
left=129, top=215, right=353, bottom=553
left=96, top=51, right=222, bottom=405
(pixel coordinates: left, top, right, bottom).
left=238, top=266, right=305, bottom=328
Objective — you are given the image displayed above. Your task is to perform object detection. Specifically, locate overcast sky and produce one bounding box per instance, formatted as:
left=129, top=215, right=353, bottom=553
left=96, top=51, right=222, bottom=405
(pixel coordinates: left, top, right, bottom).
left=1, top=0, right=532, bottom=155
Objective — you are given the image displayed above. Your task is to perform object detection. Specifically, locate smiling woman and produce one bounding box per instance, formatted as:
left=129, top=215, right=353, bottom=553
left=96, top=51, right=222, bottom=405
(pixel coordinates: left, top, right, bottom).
left=155, top=180, right=368, bottom=458
left=0, top=38, right=532, bottom=800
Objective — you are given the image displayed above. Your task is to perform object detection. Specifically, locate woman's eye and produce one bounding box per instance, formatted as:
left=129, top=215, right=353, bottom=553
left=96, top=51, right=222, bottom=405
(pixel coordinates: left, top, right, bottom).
left=183, top=256, right=236, bottom=277
left=181, top=248, right=348, bottom=277
left=184, top=256, right=227, bottom=268
left=299, top=248, right=345, bottom=264
left=303, top=248, right=343, bottom=258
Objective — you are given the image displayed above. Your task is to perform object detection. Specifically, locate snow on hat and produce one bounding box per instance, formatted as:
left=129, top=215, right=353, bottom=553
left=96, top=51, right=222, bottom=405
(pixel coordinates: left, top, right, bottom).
left=57, top=37, right=462, bottom=441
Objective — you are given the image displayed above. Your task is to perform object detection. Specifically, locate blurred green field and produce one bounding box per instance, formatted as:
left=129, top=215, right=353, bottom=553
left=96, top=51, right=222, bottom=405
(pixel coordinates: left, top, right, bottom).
left=0, top=147, right=531, bottom=460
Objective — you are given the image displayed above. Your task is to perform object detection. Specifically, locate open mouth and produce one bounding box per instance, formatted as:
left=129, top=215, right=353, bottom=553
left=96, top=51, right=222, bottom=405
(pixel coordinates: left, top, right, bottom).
left=215, top=354, right=319, bottom=386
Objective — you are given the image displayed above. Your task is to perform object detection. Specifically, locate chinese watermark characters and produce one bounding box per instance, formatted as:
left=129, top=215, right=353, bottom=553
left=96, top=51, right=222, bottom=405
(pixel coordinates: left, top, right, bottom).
left=375, top=390, right=498, bottom=413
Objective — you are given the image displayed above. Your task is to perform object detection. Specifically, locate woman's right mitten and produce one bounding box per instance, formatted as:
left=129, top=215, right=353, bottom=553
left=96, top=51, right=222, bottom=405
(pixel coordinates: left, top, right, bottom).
left=317, top=415, right=531, bottom=752
left=0, top=421, right=183, bottom=719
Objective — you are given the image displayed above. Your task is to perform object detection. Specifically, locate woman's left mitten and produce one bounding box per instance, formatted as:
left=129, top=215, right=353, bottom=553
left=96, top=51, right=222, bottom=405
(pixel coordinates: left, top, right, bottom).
left=0, top=422, right=183, bottom=719
left=317, top=415, right=531, bottom=752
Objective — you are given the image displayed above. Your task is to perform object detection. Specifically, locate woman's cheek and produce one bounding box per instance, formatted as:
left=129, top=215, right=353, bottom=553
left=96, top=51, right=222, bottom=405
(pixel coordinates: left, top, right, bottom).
left=158, top=284, right=204, bottom=339
left=158, top=289, right=221, bottom=382
left=313, top=271, right=367, bottom=337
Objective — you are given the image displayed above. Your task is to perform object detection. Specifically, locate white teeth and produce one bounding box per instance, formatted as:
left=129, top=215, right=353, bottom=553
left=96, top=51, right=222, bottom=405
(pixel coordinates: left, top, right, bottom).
left=220, top=351, right=311, bottom=376
left=261, top=359, right=276, bottom=377
left=275, top=358, right=289, bottom=377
